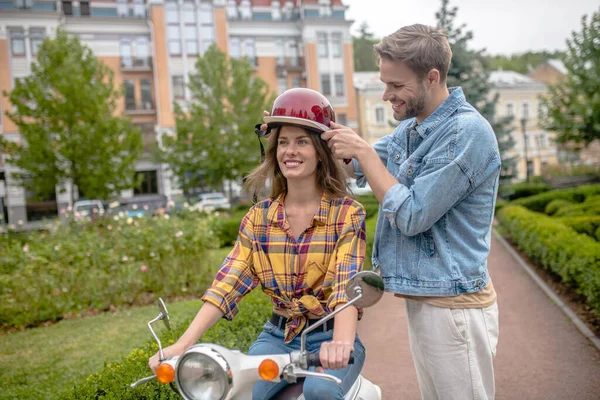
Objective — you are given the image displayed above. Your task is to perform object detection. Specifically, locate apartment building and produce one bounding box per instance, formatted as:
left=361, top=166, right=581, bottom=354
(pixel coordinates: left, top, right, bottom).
left=0, top=0, right=357, bottom=225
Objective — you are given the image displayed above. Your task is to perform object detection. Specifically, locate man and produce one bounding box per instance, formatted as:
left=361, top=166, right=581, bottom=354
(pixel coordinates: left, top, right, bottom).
left=322, top=24, right=500, bottom=399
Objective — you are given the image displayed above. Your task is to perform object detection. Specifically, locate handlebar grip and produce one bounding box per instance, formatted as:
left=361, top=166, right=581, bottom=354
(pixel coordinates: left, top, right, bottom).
left=306, top=352, right=355, bottom=368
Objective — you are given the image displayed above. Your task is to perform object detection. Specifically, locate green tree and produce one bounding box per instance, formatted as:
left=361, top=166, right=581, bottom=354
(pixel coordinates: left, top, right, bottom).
left=159, top=44, right=275, bottom=195
left=0, top=29, right=142, bottom=205
left=436, top=0, right=517, bottom=181
left=353, top=22, right=380, bottom=72
left=487, top=51, right=565, bottom=74
left=540, top=8, right=600, bottom=145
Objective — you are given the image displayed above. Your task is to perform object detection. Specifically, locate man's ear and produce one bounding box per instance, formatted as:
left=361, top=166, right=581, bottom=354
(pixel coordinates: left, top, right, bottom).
left=427, top=69, right=441, bottom=86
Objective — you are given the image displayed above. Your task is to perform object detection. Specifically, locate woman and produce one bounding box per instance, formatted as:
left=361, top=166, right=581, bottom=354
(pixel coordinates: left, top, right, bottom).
left=149, top=88, right=367, bottom=400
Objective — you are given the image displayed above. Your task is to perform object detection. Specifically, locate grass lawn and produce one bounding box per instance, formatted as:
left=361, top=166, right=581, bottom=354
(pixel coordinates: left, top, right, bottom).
left=0, top=248, right=231, bottom=400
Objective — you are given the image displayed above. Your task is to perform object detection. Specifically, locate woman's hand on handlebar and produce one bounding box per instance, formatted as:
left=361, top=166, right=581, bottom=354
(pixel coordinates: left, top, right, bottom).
left=318, top=340, right=354, bottom=371
left=148, top=342, right=186, bottom=373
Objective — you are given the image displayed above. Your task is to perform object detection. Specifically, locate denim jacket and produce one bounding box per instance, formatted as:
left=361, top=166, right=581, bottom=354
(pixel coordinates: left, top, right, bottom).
left=355, top=87, right=501, bottom=296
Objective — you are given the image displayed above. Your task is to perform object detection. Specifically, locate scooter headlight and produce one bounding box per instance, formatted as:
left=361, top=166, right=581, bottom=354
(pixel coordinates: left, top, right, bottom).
left=176, top=346, right=232, bottom=400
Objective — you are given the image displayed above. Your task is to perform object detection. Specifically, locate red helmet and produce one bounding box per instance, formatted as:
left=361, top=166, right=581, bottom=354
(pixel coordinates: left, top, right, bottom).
left=264, top=88, right=335, bottom=133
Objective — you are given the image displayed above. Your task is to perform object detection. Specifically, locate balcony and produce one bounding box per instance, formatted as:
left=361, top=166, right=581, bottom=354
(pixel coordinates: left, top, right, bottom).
left=125, top=100, right=156, bottom=115
left=275, top=57, right=304, bottom=76
left=120, top=56, right=153, bottom=71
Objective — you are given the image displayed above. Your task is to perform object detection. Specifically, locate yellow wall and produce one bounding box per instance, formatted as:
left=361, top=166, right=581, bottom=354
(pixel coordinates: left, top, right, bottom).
left=214, top=7, right=229, bottom=54
left=0, top=39, right=17, bottom=133
left=151, top=5, right=175, bottom=127
left=341, top=43, right=357, bottom=123
left=254, top=56, right=279, bottom=95
left=305, top=43, right=319, bottom=90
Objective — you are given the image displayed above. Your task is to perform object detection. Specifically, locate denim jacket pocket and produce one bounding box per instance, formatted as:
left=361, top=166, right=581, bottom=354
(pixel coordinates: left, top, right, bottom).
left=420, top=229, right=437, bottom=258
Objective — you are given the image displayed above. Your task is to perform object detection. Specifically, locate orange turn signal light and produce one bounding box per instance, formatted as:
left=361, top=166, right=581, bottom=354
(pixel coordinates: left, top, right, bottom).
left=156, top=363, right=176, bottom=384
left=258, top=359, right=279, bottom=381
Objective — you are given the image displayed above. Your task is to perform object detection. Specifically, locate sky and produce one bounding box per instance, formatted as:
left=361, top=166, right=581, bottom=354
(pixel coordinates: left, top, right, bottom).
left=343, top=0, right=599, bottom=55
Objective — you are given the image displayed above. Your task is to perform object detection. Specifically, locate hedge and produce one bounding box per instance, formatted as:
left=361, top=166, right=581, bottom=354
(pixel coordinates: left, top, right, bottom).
left=496, top=205, right=600, bottom=314
left=558, top=215, right=600, bottom=239
left=66, top=290, right=271, bottom=400
left=511, top=184, right=600, bottom=213
left=0, top=214, right=218, bottom=329
left=554, top=195, right=600, bottom=218
left=498, top=182, right=551, bottom=201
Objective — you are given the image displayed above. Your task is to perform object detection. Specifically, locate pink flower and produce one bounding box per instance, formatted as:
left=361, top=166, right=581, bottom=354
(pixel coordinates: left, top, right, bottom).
left=22, top=244, right=29, bottom=253
left=141, top=265, right=148, bottom=272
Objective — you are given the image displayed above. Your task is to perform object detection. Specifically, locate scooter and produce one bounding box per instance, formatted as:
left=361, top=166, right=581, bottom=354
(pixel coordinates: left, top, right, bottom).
left=131, top=270, right=384, bottom=400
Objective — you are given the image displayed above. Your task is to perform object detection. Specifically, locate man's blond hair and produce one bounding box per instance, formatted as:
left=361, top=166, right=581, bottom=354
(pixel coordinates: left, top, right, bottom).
left=374, top=24, right=452, bottom=82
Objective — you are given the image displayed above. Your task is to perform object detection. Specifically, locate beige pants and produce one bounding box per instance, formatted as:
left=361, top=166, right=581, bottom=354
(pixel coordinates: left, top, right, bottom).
left=405, top=299, right=499, bottom=400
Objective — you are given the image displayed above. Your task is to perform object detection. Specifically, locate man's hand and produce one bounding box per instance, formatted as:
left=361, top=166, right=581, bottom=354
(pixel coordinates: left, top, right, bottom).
left=321, top=122, right=370, bottom=162
left=259, top=110, right=271, bottom=139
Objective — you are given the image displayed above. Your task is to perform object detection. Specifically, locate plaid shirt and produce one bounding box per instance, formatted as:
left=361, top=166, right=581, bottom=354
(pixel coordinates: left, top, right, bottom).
left=202, top=193, right=366, bottom=343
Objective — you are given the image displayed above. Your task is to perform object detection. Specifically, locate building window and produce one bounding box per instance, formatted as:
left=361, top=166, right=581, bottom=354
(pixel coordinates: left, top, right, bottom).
left=278, top=77, right=287, bottom=94
left=506, top=103, right=514, bottom=117
left=166, top=3, right=179, bottom=23
left=183, top=3, right=196, bottom=23
left=134, top=170, right=158, bottom=195
left=291, top=77, right=301, bottom=88
left=172, top=76, right=185, bottom=99
left=167, top=25, right=182, bottom=55
left=79, top=0, right=90, bottom=15
left=244, top=39, right=256, bottom=66
left=120, top=39, right=133, bottom=67
left=229, top=38, right=241, bottom=58
left=124, top=80, right=136, bottom=110
left=133, top=0, right=145, bottom=18
left=331, top=32, right=342, bottom=58
left=320, top=74, right=331, bottom=96
left=62, top=0, right=73, bottom=15
left=239, top=0, right=251, bottom=20
left=140, top=79, right=153, bottom=109
left=200, top=2, right=213, bottom=24
left=288, top=41, right=298, bottom=66
left=15, top=0, right=33, bottom=9
left=136, top=37, right=150, bottom=67
left=337, top=113, right=347, bottom=125
left=317, top=32, right=328, bottom=57
left=276, top=40, right=285, bottom=66
left=185, top=26, right=198, bottom=55
left=10, top=29, right=25, bottom=56
left=375, top=106, right=385, bottom=125
left=30, top=28, right=45, bottom=56
left=116, top=0, right=127, bottom=17
left=522, top=102, right=529, bottom=120
left=334, top=74, right=344, bottom=96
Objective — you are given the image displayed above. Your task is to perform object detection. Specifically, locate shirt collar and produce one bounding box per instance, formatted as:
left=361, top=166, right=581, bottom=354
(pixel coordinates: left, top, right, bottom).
left=413, top=86, right=466, bottom=139
left=267, top=192, right=329, bottom=227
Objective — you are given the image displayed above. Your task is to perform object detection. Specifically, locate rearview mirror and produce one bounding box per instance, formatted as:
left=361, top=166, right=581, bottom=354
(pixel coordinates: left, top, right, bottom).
left=345, top=271, right=384, bottom=309
left=158, top=298, right=171, bottom=330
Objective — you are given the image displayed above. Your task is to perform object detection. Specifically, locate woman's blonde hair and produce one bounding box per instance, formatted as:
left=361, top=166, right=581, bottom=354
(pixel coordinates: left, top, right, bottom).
left=244, top=126, right=349, bottom=200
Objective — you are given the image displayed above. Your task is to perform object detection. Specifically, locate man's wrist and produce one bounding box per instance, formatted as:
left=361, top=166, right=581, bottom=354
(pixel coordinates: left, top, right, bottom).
left=355, top=143, right=376, bottom=164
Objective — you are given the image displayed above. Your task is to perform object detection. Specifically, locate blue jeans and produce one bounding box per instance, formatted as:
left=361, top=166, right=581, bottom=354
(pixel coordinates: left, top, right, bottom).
left=248, top=321, right=366, bottom=400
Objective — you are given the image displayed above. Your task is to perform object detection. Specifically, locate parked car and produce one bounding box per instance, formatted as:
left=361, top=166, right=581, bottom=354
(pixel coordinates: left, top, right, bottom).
left=73, top=200, right=105, bottom=220
left=192, top=192, right=231, bottom=212
left=347, top=178, right=373, bottom=196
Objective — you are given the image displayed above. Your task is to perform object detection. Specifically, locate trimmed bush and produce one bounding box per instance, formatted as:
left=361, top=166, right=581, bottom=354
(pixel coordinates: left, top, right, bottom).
left=355, top=194, right=379, bottom=219
left=66, top=290, right=271, bottom=400
left=496, top=205, right=600, bottom=314
left=544, top=199, right=574, bottom=215
left=558, top=216, right=600, bottom=239
left=495, top=198, right=507, bottom=214
left=0, top=215, right=218, bottom=329
left=499, top=182, right=551, bottom=201
left=511, top=184, right=600, bottom=213
left=554, top=195, right=600, bottom=217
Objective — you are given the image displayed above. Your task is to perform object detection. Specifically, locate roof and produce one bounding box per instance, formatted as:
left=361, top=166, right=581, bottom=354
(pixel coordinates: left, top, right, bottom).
left=488, top=69, right=546, bottom=87
left=547, top=59, right=567, bottom=74
left=353, top=71, right=383, bottom=91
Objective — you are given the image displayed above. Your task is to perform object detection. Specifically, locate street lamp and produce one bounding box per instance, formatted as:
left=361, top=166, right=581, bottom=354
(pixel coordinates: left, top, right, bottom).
left=521, top=118, right=530, bottom=183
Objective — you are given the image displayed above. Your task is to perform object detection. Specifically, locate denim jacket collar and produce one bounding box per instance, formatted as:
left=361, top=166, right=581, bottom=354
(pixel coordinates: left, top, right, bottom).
left=413, top=87, right=466, bottom=139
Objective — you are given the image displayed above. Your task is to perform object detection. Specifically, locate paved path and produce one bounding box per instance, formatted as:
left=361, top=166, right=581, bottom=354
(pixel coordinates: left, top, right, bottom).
left=357, top=234, right=600, bottom=400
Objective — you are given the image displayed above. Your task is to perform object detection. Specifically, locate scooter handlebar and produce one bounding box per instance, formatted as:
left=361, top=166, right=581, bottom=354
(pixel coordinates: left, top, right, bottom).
left=306, top=352, right=354, bottom=368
